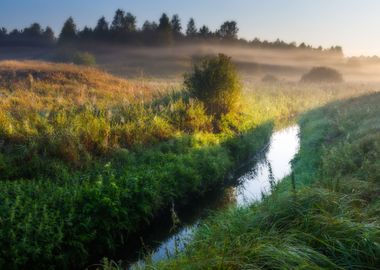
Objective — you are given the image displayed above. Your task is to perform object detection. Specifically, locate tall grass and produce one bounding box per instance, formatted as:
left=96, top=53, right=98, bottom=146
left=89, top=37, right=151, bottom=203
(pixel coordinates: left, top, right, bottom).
left=153, top=92, right=380, bottom=270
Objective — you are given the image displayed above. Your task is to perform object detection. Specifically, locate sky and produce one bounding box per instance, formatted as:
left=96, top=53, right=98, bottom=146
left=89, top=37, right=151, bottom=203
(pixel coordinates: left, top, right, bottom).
left=0, top=0, right=380, bottom=56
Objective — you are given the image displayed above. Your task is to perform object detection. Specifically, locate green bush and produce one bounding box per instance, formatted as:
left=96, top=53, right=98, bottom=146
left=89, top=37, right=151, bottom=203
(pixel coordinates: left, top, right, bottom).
left=73, top=52, right=96, bottom=66
left=53, top=49, right=96, bottom=66
left=185, top=54, right=242, bottom=118
left=301, top=66, right=343, bottom=83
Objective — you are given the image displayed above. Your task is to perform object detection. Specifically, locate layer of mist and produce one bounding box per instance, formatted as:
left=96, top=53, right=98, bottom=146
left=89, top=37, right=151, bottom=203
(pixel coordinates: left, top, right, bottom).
left=1, top=44, right=380, bottom=82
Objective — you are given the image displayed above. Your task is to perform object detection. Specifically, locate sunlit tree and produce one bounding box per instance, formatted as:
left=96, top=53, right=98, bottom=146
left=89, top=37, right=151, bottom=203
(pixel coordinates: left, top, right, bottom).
left=185, top=54, right=241, bottom=118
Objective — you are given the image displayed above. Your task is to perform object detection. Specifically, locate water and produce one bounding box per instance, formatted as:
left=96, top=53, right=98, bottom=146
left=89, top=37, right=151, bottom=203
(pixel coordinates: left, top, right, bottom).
left=130, top=125, right=300, bottom=268
left=236, top=125, right=300, bottom=205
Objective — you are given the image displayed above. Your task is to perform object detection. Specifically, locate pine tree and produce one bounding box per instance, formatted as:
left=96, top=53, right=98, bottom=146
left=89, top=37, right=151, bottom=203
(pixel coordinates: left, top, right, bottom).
left=218, top=21, right=238, bottom=40
left=24, top=23, right=42, bottom=38
left=199, top=25, right=212, bottom=39
left=186, top=18, right=197, bottom=38
left=0, top=27, right=7, bottom=42
left=111, top=9, right=125, bottom=33
left=171, top=14, right=182, bottom=36
left=42, top=27, right=55, bottom=44
left=59, top=17, right=77, bottom=43
left=124, top=12, right=137, bottom=32
left=79, top=26, right=93, bottom=40
left=142, top=21, right=158, bottom=32
left=94, top=16, right=109, bottom=39
left=158, top=13, right=172, bottom=44
left=158, top=13, right=171, bottom=32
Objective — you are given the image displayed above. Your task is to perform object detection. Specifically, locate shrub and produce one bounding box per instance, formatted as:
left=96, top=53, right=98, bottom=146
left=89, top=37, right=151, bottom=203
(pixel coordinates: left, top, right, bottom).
left=301, top=66, right=343, bottom=83
left=53, top=49, right=96, bottom=66
left=184, top=54, right=241, bottom=118
left=262, top=74, right=279, bottom=83
left=73, top=52, right=96, bottom=66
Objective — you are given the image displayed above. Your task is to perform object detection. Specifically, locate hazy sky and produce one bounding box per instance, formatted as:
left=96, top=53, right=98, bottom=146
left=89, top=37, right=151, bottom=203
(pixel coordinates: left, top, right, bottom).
left=1, top=0, right=379, bottom=56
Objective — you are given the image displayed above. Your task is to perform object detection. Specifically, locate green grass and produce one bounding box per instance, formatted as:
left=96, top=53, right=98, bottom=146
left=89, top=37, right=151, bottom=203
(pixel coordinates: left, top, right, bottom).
left=0, top=60, right=376, bottom=269
left=152, top=92, right=380, bottom=270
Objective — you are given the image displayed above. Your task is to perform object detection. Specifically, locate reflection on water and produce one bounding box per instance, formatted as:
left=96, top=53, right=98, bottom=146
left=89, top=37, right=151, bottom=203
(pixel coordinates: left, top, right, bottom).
left=130, top=125, right=300, bottom=268
left=236, top=125, right=300, bottom=205
left=129, top=187, right=236, bottom=268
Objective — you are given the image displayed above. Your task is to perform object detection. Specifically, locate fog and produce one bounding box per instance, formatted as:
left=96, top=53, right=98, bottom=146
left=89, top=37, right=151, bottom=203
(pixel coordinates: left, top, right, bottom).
left=2, top=44, right=380, bottom=82
left=90, top=44, right=380, bottom=82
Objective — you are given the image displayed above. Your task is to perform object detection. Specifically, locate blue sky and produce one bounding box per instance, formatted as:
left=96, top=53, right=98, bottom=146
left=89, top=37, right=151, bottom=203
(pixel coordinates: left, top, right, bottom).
left=1, top=0, right=379, bottom=56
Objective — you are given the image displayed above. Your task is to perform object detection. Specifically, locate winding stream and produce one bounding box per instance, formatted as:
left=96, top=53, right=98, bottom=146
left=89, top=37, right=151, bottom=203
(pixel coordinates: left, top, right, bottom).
left=129, top=125, right=300, bottom=268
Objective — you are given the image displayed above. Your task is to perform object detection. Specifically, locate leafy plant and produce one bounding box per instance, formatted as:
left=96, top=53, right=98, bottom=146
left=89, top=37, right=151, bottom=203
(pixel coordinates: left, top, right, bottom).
left=53, top=49, right=96, bottom=66
left=185, top=54, right=242, bottom=119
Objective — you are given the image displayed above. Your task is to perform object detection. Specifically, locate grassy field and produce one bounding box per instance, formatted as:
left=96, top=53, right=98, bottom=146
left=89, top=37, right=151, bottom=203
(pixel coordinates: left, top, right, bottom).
left=151, top=92, right=380, bottom=270
left=0, top=60, right=376, bottom=268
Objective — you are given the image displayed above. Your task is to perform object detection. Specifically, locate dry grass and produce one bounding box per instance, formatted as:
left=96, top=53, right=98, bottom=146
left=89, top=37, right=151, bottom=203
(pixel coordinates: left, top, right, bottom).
left=0, top=60, right=162, bottom=98
left=0, top=60, right=169, bottom=111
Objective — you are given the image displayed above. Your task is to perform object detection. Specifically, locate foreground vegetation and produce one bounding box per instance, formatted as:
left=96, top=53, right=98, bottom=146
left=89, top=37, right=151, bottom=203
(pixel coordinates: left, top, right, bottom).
left=0, top=60, right=375, bottom=268
left=153, top=92, right=380, bottom=269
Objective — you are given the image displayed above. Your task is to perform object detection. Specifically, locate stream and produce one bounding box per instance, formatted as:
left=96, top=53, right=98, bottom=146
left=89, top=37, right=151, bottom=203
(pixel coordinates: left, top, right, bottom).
left=128, top=125, right=300, bottom=268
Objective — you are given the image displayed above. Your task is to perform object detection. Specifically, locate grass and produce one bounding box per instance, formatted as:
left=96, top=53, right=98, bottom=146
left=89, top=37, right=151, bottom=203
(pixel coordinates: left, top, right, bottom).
left=150, top=92, right=380, bottom=270
left=0, top=60, right=377, bottom=269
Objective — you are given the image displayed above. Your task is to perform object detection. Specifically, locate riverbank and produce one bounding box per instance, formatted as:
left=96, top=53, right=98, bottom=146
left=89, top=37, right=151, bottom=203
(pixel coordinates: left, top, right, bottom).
left=151, top=92, right=380, bottom=269
left=127, top=125, right=299, bottom=268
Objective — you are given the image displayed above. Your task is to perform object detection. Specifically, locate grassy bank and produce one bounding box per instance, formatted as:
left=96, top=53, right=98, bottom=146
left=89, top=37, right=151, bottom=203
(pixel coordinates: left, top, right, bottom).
left=0, top=60, right=376, bottom=268
left=0, top=61, right=271, bottom=269
left=153, top=93, right=380, bottom=269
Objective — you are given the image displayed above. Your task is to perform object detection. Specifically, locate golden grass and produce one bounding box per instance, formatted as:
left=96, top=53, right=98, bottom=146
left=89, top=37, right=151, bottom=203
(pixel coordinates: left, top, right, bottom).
left=0, top=60, right=168, bottom=110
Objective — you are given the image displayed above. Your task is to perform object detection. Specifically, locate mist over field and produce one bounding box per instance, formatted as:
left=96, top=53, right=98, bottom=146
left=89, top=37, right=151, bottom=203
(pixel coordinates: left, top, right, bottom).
left=2, top=43, right=380, bottom=82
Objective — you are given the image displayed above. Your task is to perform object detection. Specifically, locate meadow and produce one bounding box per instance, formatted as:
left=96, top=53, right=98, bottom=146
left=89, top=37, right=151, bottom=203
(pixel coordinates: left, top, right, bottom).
left=0, top=60, right=376, bottom=269
left=150, top=92, right=380, bottom=270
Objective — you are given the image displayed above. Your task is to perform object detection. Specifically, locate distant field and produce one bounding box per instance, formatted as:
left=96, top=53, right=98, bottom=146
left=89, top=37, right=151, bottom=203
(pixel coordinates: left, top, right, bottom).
left=2, top=44, right=380, bottom=81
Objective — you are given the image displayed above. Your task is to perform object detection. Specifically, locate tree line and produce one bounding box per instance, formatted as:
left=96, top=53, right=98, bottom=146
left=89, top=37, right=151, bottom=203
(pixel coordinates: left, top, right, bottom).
left=0, top=8, right=343, bottom=55
left=0, top=23, right=55, bottom=47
